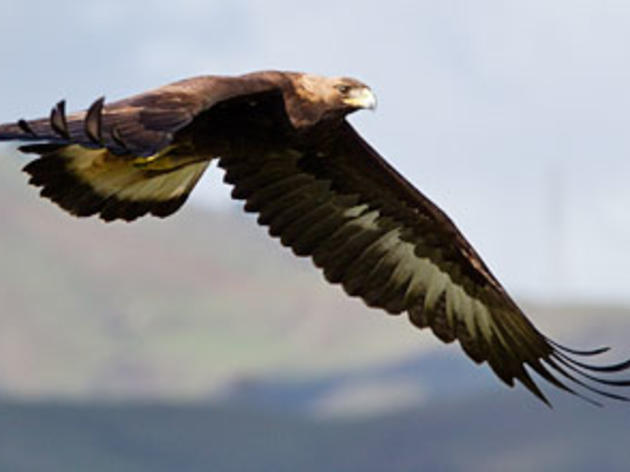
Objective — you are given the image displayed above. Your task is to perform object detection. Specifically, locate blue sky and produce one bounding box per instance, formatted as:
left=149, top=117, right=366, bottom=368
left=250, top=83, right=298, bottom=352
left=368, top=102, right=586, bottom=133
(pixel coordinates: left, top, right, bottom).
left=2, top=0, right=630, bottom=301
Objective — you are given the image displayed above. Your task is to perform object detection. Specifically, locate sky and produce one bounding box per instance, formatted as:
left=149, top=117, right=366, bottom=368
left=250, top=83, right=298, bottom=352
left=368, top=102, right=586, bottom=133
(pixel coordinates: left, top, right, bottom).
left=2, top=0, right=630, bottom=302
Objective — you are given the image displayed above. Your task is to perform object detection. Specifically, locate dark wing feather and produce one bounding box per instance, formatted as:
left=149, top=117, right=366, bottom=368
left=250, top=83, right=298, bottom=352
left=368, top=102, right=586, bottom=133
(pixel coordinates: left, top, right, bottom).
left=0, top=72, right=283, bottom=156
left=221, top=120, right=630, bottom=405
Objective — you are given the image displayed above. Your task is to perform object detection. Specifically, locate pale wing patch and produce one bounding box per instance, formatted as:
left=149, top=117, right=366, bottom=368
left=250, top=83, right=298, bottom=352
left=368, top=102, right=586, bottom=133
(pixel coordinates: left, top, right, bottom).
left=117, top=163, right=208, bottom=201
left=22, top=143, right=210, bottom=221
left=338, top=204, right=495, bottom=340
left=61, top=145, right=209, bottom=202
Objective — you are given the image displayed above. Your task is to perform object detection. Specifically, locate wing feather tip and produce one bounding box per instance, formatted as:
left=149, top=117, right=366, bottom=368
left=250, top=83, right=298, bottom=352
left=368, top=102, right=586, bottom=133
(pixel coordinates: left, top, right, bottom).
left=17, top=119, right=36, bottom=136
left=85, top=96, right=105, bottom=145
left=50, top=99, right=70, bottom=140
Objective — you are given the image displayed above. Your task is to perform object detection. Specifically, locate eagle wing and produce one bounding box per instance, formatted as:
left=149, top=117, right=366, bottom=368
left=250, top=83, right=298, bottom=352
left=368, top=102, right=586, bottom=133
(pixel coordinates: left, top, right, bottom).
left=0, top=73, right=281, bottom=221
left=221, top=121, right=630, bottom=405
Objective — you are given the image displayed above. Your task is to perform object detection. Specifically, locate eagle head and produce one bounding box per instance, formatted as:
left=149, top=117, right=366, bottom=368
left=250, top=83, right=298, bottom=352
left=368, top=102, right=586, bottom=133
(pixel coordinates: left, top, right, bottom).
left=274, top=72, right=377, bottom=128
left=333, top=78, right=377, bottom=111
left=292, top=74, right=376, bottom=115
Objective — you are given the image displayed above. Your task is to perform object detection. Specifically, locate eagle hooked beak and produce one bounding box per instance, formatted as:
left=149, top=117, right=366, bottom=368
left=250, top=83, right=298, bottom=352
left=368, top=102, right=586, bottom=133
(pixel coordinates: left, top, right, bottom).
left=344, top=87, right=377, bottom=110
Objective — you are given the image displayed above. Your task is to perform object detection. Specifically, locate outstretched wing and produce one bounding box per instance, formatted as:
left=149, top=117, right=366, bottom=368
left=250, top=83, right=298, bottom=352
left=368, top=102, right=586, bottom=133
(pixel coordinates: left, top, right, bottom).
left=221, top=121, right=630, bottom=405
left=0, top=73, right=281, bottom=221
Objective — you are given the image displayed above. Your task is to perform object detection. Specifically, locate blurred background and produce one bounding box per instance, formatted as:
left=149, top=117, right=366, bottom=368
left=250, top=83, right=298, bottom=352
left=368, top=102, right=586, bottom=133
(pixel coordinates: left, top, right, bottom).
left=1, top=1, right=630, bottom=470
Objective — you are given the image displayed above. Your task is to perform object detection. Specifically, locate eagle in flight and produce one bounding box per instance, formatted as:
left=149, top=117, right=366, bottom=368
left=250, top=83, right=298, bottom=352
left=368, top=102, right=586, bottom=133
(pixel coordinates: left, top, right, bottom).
left=1, top=70, right=629, bottom=405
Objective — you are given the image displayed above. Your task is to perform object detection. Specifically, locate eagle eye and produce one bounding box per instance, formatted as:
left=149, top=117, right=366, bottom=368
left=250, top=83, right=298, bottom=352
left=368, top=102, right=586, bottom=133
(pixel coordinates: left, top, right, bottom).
left=336, top=84, right=352, bottom=94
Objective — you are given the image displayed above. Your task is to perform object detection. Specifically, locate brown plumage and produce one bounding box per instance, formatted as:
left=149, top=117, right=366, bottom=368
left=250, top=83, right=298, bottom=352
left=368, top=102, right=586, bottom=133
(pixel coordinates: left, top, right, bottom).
left=1, top=70, right=629, bottom=405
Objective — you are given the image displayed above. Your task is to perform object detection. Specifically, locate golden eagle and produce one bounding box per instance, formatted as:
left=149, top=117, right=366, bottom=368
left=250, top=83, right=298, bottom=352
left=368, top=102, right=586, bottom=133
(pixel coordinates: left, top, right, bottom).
left=1, top=71, right=628, bottom=405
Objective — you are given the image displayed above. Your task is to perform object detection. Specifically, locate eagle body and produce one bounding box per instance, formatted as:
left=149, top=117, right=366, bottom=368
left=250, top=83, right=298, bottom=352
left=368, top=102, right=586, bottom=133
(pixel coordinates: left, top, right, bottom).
left=1, top=70, right=629, bottom=405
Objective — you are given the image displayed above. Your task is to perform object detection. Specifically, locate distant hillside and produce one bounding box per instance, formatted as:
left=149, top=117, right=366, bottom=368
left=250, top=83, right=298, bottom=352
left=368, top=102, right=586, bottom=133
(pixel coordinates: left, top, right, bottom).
left=0, top=153, right=436, bottom=399
left=1, top=393, right=629, bottom=472
left=1, top=151, right=629, bottom=405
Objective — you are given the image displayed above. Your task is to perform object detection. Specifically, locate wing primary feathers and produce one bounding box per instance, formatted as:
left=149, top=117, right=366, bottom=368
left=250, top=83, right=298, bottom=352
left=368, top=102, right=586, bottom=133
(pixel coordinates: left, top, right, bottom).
left=553, top=350, right=630, bottom=373
left=546, top=338, right=611, bottom=356
left=552, top=355, right=630, bottom=387
left=18, top=143, right=66, bottom=154
left=528, top=359, right=603, bottom=407
left=110, top=126, right=129, bottom=152
left=17, top=119, right=36, bottom=136
left=535, top=338, right=630, bottom=404
left=50, top=100, right=70, bottom=139
left=512, top=363, right=551, bottom=406
left=544, top=357, right=630, bottom=402
left=85, top=97, right=105, bottom=145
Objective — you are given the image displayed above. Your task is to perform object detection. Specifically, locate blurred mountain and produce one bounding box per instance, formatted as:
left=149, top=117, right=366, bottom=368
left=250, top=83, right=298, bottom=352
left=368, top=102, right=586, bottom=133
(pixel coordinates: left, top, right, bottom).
left=0, top=152, right=437, bottom=400
left=1, top=149, right=629, bottom=410
left=1, top=393, right=629, bottom=472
